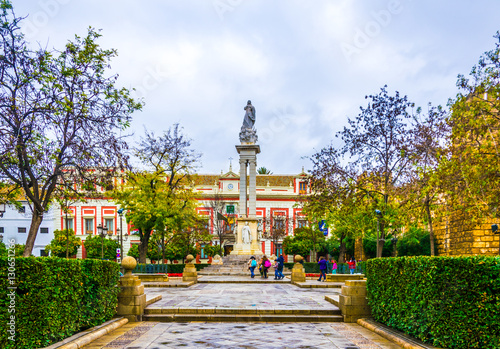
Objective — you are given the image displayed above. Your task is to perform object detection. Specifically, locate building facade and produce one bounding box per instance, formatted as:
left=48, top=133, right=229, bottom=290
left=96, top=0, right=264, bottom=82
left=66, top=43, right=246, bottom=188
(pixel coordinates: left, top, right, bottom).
left=53, top=168, right=310, bottom=262
left=0, top=201, right=55, bottom=257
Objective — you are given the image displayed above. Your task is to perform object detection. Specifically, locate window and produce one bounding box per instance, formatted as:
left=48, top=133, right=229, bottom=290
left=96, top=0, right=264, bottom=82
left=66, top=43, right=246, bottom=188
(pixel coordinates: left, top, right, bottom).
left=18, top=227, right=26, bottom=233
left=200, top=244, right=208, bottom=259
left=84, top=218, right=94, bottom=234
left=104, top=218, right=114, bottom=233
left=40, top=249, right=49, bottom=257
left=299, top=182, right=307, bottom=194
left=0, top=227, right=4, bottom=234
left=297, top=219, right=307, bottom=228
left=64, top=218, right=74, bottom=231
left=18, top=206, right=25, bottom=213
left=40, top=227, right=49, bottom=234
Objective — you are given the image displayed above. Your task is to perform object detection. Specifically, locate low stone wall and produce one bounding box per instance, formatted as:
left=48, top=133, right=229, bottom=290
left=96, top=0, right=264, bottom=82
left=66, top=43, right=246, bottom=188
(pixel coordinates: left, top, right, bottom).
left=338, top=280, right=371, bottom=323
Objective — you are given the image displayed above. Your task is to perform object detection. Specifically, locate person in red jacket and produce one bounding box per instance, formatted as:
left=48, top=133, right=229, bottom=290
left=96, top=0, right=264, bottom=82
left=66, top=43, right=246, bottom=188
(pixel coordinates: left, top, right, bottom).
left=347, top=257, right=356, bottom=274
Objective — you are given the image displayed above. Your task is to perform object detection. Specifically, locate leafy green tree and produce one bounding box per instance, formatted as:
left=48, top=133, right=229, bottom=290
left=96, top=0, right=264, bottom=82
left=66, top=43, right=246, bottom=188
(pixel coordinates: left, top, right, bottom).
left=257, top=167, right=272, bottom=174
left=442, top=31, right=500, bottom=221
left=396, top=227, right=432, bottom=257
left=0, top=3, right=142, bottom=257
left=84, top=235, right=120, bottom=260
left=283, top=227, right=326, bottom=260
left=127, top=244, right=139, bottom=259
left=112, top=125, right=201, bottom=263
left=45, top=230, right=81, bottom=257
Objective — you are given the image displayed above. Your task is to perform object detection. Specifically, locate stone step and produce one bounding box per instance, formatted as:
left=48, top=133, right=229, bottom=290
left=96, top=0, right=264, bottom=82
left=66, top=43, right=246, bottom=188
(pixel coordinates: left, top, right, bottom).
left=143, top=313, right=343, bottom=323
left=145, top=307, right=341, bottom=316
left=197, top=278, right=291, bottom=283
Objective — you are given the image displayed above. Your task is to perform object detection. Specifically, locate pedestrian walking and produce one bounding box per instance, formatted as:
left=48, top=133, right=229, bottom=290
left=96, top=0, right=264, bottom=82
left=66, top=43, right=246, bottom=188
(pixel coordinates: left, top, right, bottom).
left=347, top=257, right=356, bottom=274
left=258, top=257, right=264, bottom=277
left=273, top=259, right=280, bottom=279
left=331, top=259, right=337, bottom=274
left=262, top=255, right=271, bottom=279
left=276, top=254, right=285, bottom=280
left=248, top=256, right=257, bottom=278
left=318, top=256, right=327, bottom=281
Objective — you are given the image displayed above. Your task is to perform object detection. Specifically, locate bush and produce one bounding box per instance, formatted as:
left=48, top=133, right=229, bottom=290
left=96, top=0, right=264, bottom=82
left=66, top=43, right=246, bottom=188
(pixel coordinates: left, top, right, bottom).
left=84, top=235, right=120, bottom=260
left=366, top=256, right=500, bottom=349
left=396, top=227, right=432, bottom=256
left=45, top=229, right=81, bottom=257
left=0, top=257, right=119, bottom=349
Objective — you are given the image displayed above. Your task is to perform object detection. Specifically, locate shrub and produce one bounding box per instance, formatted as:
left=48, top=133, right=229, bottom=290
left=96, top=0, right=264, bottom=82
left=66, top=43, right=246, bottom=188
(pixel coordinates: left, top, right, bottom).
left=0, top=257, right=119, bottom=349
left=45, top=229, right=81, bottom=257
left=366, top=256, right=500, bottom=349
left=84, top=235, right=120, bottom=260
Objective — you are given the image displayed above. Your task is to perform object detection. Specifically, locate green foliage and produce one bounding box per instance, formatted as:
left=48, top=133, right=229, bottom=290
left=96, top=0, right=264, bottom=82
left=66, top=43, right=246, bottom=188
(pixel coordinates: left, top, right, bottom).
left=363, top=237, right=393, bottom=258
left=396, top=227, right=432, bottom=256
left=83, top=235, right=120, bottom=260
left=0, top=257, right=119, bottom=349
left=366, top=256, right=500, bottom=348
left=283, top=227, right=326, bottom=258
left=127, top=244, right=139, bottom=259
left=45, top=230, right=81, bottom=257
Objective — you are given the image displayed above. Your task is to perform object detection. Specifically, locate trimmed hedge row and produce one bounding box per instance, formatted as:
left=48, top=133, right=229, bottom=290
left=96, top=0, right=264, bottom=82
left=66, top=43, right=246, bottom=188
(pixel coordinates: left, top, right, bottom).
left=0, top=257, right=120, bottom=349
left=284, top=262, right=366, bottom=274
left=366, top=256, right=500, bottom=349
left=132, top=263, right=211, bottom=274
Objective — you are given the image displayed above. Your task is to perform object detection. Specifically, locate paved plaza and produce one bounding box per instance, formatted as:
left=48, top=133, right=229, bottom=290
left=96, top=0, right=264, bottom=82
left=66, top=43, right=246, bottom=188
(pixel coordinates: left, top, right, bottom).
left=144, top=282, right=338, bottom=310
left=81, top=278, right=402, bottom=349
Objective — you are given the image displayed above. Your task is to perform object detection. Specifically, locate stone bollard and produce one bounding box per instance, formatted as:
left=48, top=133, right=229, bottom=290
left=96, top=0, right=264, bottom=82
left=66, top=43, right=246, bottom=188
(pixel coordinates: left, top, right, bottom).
left=338, top=280, right=371, bottom=323
left=116, top=256, right=146, bottom=322
left=291, top=255, right=306, bottom=283
left=182, top=254, right=198, bottom=283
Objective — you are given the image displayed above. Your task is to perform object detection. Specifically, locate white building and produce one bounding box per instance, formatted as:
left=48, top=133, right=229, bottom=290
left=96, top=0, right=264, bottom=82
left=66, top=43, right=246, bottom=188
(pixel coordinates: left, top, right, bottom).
left=0, top=201, right=55, bottom=257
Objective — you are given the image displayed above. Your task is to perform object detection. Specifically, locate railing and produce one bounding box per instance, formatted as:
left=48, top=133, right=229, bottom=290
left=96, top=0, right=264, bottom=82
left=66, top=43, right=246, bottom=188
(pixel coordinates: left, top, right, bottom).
left=132, top=263, right=168, bottom=274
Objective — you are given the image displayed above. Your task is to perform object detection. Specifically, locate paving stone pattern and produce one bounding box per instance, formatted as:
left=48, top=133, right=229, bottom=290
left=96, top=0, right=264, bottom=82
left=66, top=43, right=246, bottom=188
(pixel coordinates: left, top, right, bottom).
left=145, top=283, right=339, bottom=310
left=101, top=322, right=400, bottom=349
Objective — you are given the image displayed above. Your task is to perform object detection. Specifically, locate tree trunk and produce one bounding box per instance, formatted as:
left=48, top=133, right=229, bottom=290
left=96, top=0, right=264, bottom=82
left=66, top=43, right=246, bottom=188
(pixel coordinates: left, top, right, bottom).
left=338, top=233, right=346, bottom=263
left=138, top=229, right=150, bottom=264
left=425, top=195, right=435, bottom=256
left=23, top=213, right=44, bottom=257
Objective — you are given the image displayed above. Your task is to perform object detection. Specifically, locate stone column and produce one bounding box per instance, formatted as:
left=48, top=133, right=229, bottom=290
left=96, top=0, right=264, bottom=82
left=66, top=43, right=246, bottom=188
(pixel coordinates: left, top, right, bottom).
left=339, top=280, right=371, bottom=322
left=248, top=159, right=257, bottom=218
left=182, top=254, right=198, bottom=283
left=239, top=159, right=247, bottom=217
left=291, top=255, right=306, bottom=283
left=116, top=256, right=146, bottom=322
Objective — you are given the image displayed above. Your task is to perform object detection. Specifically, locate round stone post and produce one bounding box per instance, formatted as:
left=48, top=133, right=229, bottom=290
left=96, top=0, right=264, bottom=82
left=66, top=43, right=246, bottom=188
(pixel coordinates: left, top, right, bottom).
left=182, top=254, right=198, bottom=283
left=291, top=255, right=306, bottom=283
left=116, top=256, right=146, bottom=322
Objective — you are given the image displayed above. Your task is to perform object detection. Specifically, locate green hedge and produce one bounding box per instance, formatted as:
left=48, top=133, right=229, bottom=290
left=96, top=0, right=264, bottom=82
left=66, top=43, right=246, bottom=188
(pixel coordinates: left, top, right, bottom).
left=0, top=257, right=119, bottom=349
left=283, top=262, right=366, bottom=274
left=132, top=263, right=211, bottom=274
left=366, top=256, right=500, bottom=349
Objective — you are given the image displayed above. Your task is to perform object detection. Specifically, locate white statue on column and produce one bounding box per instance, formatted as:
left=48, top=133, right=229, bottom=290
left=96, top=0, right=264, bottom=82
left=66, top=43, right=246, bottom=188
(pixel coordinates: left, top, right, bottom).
left=242, top=222, right=252, bottom=245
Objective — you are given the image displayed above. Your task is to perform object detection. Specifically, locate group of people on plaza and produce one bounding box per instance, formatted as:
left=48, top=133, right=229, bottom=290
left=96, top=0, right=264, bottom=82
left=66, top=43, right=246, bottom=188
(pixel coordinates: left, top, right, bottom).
left=317, top=256, right=358, bottom=281
left=248, top=255, right=359, bottom=280
left=247, top=254, right=285, bottom=279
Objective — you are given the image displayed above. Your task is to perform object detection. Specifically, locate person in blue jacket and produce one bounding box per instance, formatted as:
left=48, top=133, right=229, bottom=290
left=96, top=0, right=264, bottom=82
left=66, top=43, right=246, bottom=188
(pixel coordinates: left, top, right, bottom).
left=318, top=256, right=327, bottom=281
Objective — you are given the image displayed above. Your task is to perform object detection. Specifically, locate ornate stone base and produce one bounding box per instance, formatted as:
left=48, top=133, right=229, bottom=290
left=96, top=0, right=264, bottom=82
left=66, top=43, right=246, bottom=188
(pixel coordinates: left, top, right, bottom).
left=291, top=262, right=306, bottom=283
left=183, top=255, right=198, bottom=283
left=231, top=217, right=262, bottom=255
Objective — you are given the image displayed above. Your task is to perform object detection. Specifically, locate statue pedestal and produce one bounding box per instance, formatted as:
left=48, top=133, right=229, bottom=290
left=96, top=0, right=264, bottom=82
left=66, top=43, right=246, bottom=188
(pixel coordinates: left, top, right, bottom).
left=231, top=217, right=262, bottom=255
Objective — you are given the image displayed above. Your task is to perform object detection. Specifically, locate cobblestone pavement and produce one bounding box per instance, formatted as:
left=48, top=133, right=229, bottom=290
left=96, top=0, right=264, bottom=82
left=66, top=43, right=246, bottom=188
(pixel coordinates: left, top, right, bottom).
left=84, top=322, right=402, bottom=349
left=144, top=283, right=339, bottom=310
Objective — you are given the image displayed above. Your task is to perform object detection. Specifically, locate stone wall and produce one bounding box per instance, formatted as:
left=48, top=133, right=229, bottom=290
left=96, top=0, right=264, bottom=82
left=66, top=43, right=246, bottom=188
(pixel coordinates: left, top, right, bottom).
left=434, top=215, right=499, bottom=256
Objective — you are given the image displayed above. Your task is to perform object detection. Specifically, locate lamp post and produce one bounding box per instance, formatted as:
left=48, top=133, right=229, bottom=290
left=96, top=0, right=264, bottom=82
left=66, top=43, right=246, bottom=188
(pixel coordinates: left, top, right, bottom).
left=97, top=224, right=111, bottom=259
left=391, top=237, right=398, bottom=257
left=491, top=224, right=500, bottom=255
left=375, top=210, right=382, bottom=258
left=117, top=208, right=125, bottom=260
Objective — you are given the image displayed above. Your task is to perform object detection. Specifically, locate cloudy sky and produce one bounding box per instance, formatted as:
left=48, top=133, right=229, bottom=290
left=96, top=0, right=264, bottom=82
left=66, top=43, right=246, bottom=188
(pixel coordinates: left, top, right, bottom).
left=14, top=0, right=500, bottom=175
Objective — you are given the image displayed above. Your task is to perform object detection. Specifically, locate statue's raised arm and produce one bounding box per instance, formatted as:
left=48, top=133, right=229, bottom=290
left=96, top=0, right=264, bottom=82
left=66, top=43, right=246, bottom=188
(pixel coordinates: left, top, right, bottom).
left=242, top=100, right=256, bottom=129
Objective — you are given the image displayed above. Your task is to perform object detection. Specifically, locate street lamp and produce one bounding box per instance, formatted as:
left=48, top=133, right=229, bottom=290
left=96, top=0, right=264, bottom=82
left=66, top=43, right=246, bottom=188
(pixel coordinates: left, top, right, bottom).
left=97, top=224, right=111, bottom=259
left=375, top=210, right=382, bottom=258
left=118, top=208, right=125, bottom=261
left=491, top=224, right=500, bottom=255
left=0, top=203, right=6, bottom=218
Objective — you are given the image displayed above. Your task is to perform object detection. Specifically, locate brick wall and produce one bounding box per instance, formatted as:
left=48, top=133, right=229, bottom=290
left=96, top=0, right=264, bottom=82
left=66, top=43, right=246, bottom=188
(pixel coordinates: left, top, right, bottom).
left=434, top=215, right=500, bottom=256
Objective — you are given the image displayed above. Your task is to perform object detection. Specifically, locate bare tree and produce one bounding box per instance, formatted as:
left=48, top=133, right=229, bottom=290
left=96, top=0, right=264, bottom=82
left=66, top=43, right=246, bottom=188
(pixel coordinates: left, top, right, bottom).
left=0, top=5, right=142, bottom=256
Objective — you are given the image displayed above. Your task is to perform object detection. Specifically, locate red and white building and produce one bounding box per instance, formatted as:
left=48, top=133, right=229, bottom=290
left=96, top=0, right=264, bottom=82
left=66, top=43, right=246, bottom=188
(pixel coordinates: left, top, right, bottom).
left=55, top=168, right=310, bottom=262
